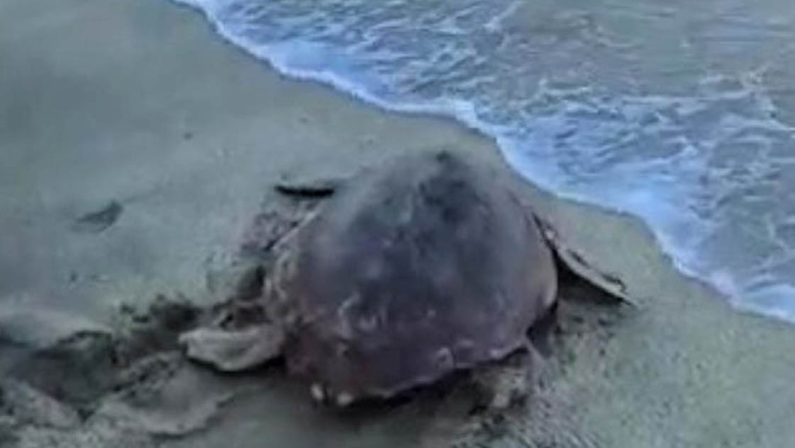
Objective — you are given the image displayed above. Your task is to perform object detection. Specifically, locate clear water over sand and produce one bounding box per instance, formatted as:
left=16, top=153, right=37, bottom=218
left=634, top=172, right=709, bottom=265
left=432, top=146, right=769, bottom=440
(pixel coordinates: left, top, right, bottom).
left=175, top=0, right=795, bottom=321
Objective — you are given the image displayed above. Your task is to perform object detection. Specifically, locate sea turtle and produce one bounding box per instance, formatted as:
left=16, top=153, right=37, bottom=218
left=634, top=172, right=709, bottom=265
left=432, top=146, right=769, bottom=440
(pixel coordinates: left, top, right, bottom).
left=180, top=149, right=631, bottom=408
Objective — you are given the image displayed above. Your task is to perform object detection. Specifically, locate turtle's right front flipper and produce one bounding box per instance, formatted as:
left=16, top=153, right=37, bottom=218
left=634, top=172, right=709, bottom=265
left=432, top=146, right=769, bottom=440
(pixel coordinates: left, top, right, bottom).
left=179, top=324, right=285, bottom=372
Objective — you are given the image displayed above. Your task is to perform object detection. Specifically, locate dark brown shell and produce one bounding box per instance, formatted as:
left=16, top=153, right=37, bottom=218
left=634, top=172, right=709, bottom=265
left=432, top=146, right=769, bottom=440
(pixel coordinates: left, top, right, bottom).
left=281, top=150, right=557, bottom=400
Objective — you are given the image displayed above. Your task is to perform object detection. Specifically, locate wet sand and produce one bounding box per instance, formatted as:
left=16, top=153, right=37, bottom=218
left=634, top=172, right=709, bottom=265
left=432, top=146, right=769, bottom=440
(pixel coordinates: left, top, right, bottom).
left=2, top=0, right=795, bottom=446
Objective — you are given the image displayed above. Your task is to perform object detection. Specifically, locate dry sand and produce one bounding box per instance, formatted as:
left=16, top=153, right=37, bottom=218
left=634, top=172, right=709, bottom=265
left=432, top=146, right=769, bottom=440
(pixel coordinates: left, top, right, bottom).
left=2, top=0, right=795, bottom=447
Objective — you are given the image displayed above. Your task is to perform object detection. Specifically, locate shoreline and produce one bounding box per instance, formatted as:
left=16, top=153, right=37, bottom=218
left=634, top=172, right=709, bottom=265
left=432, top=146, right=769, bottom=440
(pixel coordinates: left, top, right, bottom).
left=3, top=0, right=795, bottom=446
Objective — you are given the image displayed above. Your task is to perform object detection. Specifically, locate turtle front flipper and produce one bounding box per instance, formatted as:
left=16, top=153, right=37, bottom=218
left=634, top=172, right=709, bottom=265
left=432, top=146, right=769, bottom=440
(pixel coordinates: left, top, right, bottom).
left=179, top=324, right=286, bottom=372
left=532, top=214, right=636, bottom=306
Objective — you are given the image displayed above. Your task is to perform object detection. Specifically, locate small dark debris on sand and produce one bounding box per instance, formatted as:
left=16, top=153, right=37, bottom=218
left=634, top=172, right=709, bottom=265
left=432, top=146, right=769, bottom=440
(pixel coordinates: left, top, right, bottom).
left=71, top=200, right=124, bottom=234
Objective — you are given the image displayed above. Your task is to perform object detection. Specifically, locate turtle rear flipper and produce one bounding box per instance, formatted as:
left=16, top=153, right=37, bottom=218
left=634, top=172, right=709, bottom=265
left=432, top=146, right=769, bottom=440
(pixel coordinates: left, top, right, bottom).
left=468, top=344, right=542, bottom=411
left=533, top=215, right=635, bottom=306
left=179, top=324, right=285, bottom=372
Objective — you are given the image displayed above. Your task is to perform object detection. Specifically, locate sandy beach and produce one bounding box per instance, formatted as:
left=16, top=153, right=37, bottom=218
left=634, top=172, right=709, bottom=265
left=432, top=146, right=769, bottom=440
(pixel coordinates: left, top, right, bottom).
left=3, top=0, right=795, bottom=446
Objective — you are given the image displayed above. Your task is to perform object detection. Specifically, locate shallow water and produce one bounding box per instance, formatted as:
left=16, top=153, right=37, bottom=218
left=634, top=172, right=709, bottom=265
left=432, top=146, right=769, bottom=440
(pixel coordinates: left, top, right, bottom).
left=174, top=0, right=795, bottom=321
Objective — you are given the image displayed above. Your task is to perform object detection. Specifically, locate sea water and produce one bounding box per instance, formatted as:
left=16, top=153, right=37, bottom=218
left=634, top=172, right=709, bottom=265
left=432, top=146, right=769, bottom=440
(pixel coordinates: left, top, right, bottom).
left=173, top=0, right=795, bottom=322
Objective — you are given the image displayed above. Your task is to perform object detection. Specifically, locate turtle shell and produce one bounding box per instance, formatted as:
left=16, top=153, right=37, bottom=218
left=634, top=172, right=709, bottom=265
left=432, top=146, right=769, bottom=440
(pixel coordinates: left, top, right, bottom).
left=280, top=150, right=557, bottom=401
